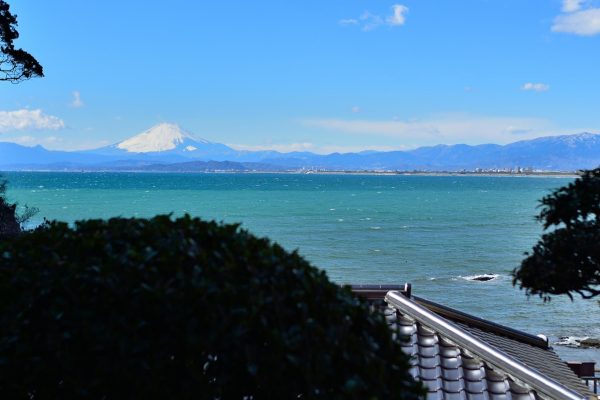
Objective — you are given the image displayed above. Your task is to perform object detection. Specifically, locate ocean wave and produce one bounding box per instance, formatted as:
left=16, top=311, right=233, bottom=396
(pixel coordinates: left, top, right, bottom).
left=555, top=336, right=600, bottom=348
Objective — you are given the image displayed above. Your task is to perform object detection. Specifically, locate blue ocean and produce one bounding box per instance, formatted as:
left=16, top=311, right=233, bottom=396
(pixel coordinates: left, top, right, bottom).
left=3, top=172, right=599, bottom=362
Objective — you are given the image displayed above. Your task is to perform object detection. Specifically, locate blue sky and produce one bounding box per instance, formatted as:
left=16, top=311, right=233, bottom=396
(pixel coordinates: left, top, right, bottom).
left=1, top=0, right=600, bottom=153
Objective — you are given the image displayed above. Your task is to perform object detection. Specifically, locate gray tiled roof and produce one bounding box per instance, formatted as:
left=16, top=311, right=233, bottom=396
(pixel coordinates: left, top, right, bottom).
left=385, top=307, right=539, bottom=399
left=376, top=291, right=594, bottom=400
left=455, top=321, right=592, bottom=397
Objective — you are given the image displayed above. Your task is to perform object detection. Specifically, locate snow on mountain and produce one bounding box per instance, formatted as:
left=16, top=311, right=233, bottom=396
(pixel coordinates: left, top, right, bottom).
left=87, top=123, right=238, bottom=161
left=116, top=123, right=210, bottom=153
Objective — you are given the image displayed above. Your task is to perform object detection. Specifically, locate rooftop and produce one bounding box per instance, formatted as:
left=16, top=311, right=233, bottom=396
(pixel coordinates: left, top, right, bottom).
left=350, top=284, right=594, bottom=400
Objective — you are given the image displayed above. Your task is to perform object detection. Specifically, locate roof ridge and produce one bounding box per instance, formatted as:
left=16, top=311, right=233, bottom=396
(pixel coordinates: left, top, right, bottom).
left=385, top=291, right=587, bottom=400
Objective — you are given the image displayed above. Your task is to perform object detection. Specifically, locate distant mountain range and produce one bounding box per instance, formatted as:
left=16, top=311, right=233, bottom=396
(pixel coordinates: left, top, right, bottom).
left=1, top=123, right=600, bottom=172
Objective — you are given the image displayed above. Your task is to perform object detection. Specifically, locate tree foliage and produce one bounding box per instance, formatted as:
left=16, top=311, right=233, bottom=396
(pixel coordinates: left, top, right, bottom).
left=513, top=168, right=600, bottom=301
left=0, top=215, right=424, bottom=399
left=0, top=0, right=43, bottom=82
left=0, top=176, right=38, bottom=240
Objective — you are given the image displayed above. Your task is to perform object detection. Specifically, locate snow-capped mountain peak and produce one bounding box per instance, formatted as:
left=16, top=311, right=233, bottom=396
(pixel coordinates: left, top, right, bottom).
left=116, top=123, right=209, bottom=153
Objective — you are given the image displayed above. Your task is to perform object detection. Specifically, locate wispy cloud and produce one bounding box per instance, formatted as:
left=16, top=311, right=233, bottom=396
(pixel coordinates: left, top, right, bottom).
left=562, top=0, right=583, bottom=12
left=351, top=106, right=361, bottom=113
left=2, top=135, right=111, bottom=151
left=340, top=4, right=409, bottom=31
left=0, top=109, right=65, bottom=133
left=70, top=91, right=84, bottom=108
left=228, top=142, right=406, bottom=155
left=521, top=82, right=550, bottom=92
left=552, top=1, right=600, bottom=36
left=6, top=135, right=64, bottom=146
left=360, top=11, right=385, bottom=31
left=301, top=114, right=586, bottom=146
left=228, top=142, right=316, bottom=153
left=339, top=19, right=358, bottom=26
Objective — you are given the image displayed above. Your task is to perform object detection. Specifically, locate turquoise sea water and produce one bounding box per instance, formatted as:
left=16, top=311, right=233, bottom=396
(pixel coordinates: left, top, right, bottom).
left=3, top=172, right=599, bottom=362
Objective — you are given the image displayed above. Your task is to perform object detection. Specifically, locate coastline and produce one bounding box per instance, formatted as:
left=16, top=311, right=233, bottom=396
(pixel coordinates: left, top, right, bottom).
left=0, top=169, right=581, bottom=179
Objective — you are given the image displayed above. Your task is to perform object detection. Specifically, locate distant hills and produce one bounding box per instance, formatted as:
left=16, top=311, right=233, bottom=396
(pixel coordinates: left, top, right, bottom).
left=1, top=123, right=600, bottom=172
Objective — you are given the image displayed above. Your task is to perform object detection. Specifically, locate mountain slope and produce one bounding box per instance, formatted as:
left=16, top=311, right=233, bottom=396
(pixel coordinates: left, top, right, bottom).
left=2, top=126, right=600, bottom=171
left=0, top=142, right=112, bottom=167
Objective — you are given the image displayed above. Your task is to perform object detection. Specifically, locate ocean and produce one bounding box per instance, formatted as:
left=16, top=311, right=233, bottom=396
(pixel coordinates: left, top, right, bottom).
left=3, top=171, right=599, bottom=362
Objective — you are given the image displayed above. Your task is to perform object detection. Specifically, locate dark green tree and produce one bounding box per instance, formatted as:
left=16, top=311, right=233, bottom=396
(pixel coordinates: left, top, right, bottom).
left=0, top=176, right=38, bottom=240
left=513, top=168, right=600, bottom=301
left=0, top=215, right=424, bottom=399
left=0, top=0, right=43, bottom=82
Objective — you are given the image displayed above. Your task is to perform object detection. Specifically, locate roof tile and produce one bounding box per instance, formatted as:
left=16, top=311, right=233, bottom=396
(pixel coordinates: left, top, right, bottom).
left=379, top=297, right=591, bottom=399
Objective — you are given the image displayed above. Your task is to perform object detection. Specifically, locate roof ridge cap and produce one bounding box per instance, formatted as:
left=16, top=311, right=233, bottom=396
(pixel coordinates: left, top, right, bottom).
left=385, top=291, right=587, bottom=400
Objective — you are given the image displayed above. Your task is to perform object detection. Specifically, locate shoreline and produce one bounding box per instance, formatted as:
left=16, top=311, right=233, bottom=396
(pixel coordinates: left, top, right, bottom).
left=0, top=169, right=581, bottom=178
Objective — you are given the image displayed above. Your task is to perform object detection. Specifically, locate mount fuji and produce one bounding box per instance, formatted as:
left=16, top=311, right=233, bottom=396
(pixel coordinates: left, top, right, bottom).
left=91, top=123, right=238, bottom=161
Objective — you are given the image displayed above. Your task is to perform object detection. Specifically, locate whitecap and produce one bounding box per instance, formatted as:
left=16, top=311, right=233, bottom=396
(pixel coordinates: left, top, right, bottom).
left=370, top=226, right=381, bottom=230
left=555, top=336, right=589, bottom=348
left=337, top=219, right=344, bottom=222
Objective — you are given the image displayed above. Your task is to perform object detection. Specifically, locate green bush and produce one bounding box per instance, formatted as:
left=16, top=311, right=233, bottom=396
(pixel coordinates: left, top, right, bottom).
left=0, top=215, right=423, bottom=399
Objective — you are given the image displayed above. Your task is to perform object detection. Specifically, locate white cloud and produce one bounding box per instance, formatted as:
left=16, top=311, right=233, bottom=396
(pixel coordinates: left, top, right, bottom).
left=0, top=109, right=65, bottom=133
left=562, top=0, right=584, bottom=13
left=387, top=4, right=409, bottom=26
left=5, top=135, right=64, bottom=146
left=521, top=82, right=550, bottom=92
left=351, top=106, right=361, bottom=113
left=70, top=91, right=84, bottom=108
left=552, top=8, right=600, bottom=35
left=341, top=4, right=409, bottom=31
left=45, top=136, right=63, bottom=143
left=301, top=113, right=584, bottom=146
left=339, top=18, right=358, bottom=25
left=9, top=135, right=36, bottom=144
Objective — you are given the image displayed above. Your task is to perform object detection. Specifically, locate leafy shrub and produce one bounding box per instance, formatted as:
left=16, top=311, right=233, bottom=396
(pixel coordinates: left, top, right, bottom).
left=0, top=215, right=423, bottom=399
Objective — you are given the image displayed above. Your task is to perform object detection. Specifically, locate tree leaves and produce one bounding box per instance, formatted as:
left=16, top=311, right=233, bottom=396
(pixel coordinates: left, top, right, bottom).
left=513, top=168, right=600, bottom=301
left=0, top=0, right=43, bottom=83
left=0, top=215, right=424, bottom=399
